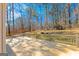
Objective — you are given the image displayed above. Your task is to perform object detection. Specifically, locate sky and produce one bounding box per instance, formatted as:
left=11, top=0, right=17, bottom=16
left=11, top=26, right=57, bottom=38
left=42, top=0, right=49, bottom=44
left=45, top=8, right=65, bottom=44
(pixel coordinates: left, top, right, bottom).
left=7, top=3, right=78, bottom=25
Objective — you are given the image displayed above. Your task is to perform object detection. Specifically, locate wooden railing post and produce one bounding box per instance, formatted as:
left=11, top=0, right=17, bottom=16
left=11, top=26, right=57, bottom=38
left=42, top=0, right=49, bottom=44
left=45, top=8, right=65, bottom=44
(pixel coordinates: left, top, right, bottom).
left=75, top=34, right=79, bottom=47
left=0, top=3, right=7, bottom=56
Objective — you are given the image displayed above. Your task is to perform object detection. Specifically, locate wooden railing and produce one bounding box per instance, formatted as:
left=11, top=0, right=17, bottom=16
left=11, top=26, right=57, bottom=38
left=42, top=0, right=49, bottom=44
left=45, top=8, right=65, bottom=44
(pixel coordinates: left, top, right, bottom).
left=7, top=31, right=79, bottom=47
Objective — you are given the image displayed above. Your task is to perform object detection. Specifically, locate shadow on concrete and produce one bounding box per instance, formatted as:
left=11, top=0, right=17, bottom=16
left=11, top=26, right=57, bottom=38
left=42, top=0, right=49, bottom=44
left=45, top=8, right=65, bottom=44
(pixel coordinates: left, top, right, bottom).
left=6, top=44, right=16, bottom=56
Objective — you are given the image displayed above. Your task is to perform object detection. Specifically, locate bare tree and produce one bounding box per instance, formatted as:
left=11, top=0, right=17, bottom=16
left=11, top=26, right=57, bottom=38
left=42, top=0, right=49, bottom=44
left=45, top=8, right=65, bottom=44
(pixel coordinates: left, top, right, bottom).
left=7, top=4, right=11, bottom=36
left=12, top=3, right=15, bottom=35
